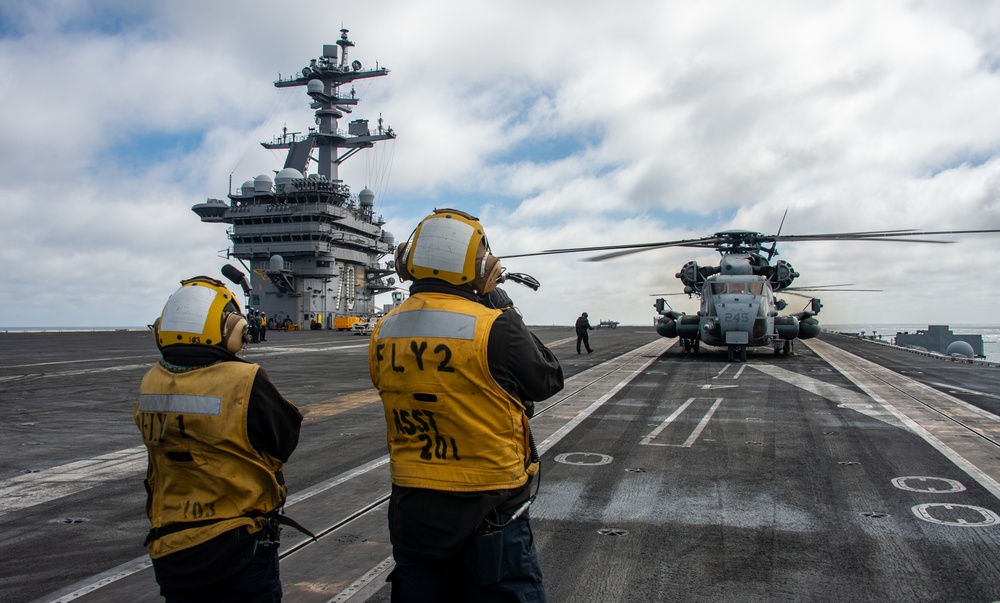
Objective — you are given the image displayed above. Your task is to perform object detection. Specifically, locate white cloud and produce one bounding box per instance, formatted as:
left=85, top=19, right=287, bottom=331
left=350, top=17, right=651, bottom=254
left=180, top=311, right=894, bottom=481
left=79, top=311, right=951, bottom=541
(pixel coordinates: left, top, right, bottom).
left=2, top=0, right=1000, bottom=329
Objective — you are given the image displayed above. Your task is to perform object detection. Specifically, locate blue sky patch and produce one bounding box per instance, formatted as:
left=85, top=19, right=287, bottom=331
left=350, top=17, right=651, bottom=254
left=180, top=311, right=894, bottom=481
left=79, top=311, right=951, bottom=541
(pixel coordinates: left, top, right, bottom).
left=492, top=132, right=591, bottom=165
left=109, top=130, right=204, bottom=171
left=920, top=148, right=997, bottom=179
left=60, top=5, right=151, bottom=37
left=0, top=4, right=151, bottom=38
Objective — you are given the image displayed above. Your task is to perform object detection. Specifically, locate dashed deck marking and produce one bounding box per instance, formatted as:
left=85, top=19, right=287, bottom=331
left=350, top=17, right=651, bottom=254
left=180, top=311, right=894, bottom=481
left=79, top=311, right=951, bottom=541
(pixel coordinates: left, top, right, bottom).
left=641, top=397, right=723, bottom=448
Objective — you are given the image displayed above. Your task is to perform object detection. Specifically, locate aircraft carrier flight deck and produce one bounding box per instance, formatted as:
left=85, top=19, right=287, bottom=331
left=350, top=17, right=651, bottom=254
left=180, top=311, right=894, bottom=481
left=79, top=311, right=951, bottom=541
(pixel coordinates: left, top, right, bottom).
left=3, top=327, right=1000, bottom=602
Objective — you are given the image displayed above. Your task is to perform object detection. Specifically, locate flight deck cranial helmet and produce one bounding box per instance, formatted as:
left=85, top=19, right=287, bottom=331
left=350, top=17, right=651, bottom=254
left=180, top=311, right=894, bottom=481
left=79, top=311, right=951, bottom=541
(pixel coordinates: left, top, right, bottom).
left=153, top=276, right=249, bottom=353
left=394, top=208, right=502, bottom=294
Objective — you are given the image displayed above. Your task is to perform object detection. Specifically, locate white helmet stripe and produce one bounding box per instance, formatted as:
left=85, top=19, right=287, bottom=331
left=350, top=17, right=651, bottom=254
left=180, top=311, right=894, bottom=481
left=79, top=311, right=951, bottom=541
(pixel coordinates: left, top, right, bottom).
left=411, top=218, right=474, bottom=274
left=160, top=285, right=215, bottom=334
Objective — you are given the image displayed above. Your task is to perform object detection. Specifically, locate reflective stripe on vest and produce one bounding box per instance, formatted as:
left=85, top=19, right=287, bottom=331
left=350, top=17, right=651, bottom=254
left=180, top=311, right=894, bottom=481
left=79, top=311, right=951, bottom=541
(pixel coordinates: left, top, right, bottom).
left=377, top=309, right=477, bottom=340
left=137, top=394, right=222, bottom=415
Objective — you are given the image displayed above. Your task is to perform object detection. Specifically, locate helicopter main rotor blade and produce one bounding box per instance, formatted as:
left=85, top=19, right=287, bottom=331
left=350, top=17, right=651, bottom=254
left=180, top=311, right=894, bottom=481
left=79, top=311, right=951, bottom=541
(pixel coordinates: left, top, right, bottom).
left=783, top=284, right=883, bottom=292
left=499, top=235, right=729, bottom=259
left=499, top=228, right=1000, bottom=261
left=782, top=288, right=883, bottom=293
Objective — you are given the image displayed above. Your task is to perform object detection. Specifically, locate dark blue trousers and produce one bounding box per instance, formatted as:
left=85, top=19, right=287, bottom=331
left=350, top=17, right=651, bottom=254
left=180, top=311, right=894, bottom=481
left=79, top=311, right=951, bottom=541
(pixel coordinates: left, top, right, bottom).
left=161, top=543, right=281, bottom=603
left=389, top=517, right=546, bottom=603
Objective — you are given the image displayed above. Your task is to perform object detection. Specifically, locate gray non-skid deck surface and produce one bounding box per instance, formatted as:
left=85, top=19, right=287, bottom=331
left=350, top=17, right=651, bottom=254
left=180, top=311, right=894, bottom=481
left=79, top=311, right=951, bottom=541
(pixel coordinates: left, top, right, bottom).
left=3, top=328, right=1000, bottom=602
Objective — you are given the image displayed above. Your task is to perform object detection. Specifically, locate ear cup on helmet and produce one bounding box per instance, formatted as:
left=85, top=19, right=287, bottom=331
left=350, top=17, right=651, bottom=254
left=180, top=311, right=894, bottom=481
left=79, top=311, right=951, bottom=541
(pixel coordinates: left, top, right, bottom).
left=394, top=242, right=414, bottom=282
left=152, top=317, right=164, bottom=350
left=474, top=245, right=503, bottom=294
left=222, top=313, right=248, bottom=353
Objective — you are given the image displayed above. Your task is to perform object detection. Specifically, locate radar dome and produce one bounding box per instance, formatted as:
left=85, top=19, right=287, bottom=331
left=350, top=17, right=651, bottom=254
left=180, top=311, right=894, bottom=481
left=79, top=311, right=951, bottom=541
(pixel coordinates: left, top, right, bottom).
left=241, top=180, right=255, bottom=196
left=359, top=187, right=375, bottom=207
left=275, top=168, right=304, bottom=193
left=254, top=174, right=273, bottom=194
left=946, top=341, right=975, bottom=359
left=307, top=79, right=324, bottom=94
left=276, top=168, right=304, bottom=182
left=269, top=255, right=286, bottom=272
left=382, top=231, right=395, bottom=247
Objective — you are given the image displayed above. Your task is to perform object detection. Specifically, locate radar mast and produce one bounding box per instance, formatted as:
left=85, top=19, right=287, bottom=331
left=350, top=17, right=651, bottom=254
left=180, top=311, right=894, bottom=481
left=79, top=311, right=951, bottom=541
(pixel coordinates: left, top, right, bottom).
left=193, top=29, right=398, bottom=331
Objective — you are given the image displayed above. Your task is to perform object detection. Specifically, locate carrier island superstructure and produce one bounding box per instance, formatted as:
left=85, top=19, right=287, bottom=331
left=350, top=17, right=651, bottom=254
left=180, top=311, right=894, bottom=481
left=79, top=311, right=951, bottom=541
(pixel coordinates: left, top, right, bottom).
left=192, top=29, right=398, bottom=330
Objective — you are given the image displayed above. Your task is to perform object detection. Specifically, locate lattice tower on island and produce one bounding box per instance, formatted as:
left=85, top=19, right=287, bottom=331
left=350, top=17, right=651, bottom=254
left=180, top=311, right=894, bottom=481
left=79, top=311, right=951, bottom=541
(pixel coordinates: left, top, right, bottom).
left=192, top=29, right=400, bottom=330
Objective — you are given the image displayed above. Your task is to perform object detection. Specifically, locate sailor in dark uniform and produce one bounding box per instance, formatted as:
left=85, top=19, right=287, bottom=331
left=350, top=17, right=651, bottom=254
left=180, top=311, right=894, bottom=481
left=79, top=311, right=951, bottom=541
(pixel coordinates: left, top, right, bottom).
left=136, top=276, right=302, bottom=602
left=370, top=209, right=564, bottom=602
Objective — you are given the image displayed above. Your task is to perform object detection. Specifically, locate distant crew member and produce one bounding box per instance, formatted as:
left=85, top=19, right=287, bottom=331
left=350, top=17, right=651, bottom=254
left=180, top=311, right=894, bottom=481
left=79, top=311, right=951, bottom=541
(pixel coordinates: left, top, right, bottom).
left=370, top=208, right=564, bottom=602
left=136, top=276, right=303, bottom=602
left=248, top=309, right=260, bottom=343
left=575, top=311, right=594, bottom=354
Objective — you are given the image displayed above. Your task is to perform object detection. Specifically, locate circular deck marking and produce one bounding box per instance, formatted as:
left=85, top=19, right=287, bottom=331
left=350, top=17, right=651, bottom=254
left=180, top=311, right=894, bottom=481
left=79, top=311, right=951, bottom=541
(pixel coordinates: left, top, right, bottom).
left=554, top=452, right=613, bottom=466
left=892, top=476, right=966, bottom=494
left=912, top=504, right=1000, bottom=527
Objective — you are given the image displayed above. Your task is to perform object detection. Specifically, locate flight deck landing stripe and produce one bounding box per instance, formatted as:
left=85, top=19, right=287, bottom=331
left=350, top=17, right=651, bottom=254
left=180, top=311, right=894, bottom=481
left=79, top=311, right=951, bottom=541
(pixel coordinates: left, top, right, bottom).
left=0, top=446, right=147, bottom=516
left=537, top=340, right=665, bottom=455
left=806, top=338, right=1000, bottom=502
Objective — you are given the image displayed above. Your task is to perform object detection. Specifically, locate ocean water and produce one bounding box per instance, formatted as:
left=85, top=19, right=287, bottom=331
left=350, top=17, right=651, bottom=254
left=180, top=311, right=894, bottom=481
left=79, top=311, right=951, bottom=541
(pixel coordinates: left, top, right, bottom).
left=826, top=324, right=1000, bottom=360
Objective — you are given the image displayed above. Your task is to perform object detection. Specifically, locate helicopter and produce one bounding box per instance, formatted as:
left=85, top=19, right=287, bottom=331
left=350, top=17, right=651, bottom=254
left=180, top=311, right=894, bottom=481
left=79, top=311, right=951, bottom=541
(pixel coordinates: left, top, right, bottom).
left=504, top=223, right=1000, bottom=362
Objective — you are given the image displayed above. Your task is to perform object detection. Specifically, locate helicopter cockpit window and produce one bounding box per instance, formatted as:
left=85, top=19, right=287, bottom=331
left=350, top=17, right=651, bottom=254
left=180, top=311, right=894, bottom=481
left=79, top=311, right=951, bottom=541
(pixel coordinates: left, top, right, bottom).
left=713, top=282, right=764, bottom=294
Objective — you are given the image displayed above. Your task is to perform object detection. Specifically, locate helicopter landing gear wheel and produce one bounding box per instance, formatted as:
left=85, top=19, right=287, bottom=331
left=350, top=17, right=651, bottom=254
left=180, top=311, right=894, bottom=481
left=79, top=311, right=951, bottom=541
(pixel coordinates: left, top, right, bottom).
left=783, top=340, right=792, bottom=355
left=727, top=346, right=734, bottom=362
left=740, top=345, right=747, bottom=363
left=693, top=339, right=700, bottom=354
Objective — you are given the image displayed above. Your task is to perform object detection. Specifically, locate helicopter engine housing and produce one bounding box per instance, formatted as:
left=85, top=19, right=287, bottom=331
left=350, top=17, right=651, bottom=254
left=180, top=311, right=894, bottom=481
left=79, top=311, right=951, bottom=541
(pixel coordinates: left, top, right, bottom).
left=677, top=261, right=701, bottom=290
left=770, top=260, right=798, bottom=290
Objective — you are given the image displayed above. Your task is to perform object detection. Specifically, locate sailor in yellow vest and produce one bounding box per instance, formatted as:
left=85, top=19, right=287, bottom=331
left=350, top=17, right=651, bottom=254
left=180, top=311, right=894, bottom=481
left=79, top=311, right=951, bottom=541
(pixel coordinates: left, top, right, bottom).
left=370, top=209, right=564, bottom=602
left=136, top=276, right=303, bottom=602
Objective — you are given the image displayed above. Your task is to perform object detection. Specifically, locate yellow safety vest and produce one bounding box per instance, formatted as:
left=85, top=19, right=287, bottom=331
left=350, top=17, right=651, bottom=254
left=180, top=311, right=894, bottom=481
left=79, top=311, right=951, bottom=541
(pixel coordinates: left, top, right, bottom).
left=135, top=361, right=287, bottom=558
left=369, top=292, right=538, bottom=492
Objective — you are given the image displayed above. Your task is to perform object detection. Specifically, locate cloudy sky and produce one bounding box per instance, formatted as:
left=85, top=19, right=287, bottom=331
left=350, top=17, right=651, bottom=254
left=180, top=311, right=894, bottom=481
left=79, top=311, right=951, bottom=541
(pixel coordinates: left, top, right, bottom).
left=2, top=0, right=1000, bottom=329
